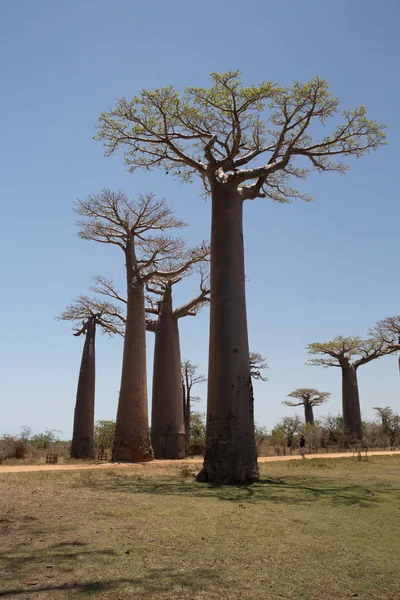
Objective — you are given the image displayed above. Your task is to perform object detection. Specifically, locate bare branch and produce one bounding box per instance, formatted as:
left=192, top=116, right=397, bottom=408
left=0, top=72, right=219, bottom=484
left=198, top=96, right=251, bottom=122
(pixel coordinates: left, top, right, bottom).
left=249, top=350, right=269, bottom=381
left=56, top=295, right=125, bottom=337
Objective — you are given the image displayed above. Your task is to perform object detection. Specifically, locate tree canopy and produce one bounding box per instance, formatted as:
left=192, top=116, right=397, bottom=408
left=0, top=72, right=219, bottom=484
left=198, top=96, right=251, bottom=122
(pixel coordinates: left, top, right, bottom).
left=57, top=295, right=124, bottom=337
left=284, top=388, right=330, bottom=407
left=306, top=336, right=397, bottom=368
left=96, top=71, right=386, bottom=202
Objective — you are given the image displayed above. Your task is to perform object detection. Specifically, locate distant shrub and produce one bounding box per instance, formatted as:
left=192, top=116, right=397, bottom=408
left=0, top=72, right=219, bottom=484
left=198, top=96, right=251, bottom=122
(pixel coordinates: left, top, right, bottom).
left=186, top=412, right=206, bottom=456
left=94, top=420, right=116, bottom=452
left=0, top=435, right=27, bottom=459
left=29, top=429, right=61, bottom=449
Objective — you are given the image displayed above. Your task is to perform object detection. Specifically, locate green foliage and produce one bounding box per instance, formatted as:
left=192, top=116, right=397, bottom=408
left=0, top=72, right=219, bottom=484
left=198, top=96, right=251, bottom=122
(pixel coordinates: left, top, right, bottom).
left=29, top=429, right=61, bottom=450
left=94, top=420, right=116, bottom=452
left=96, top=71, right=385, bottom=203
left=307, top=335, right=397, bottom=368
left=186, top=412, right=206, bottom=456
left=272, top=416, right=303, bottom=450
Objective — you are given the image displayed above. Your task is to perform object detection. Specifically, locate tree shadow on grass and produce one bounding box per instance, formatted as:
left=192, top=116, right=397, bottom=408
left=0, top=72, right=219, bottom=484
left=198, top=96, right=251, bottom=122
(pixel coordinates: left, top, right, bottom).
left=73, top=474, right=392, bottom=508
left=0, top=566, right=218, bottom=598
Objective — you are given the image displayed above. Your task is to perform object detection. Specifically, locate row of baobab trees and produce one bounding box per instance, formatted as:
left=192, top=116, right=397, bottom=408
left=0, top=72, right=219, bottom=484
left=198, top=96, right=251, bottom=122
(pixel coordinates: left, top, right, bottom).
left=59, top=190, right=269, bottom=463
left=282, top=323, right=400, bottom=441
left=58, top=70, right=397, bottom=483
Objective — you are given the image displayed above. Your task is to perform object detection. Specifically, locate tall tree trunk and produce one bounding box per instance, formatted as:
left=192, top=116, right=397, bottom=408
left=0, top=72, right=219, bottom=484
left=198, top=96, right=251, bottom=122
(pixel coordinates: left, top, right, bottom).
left=151, top=285, right=185, bottom=459
left=70, top=317, right=96, bottom=459
left=185, top=385, right=191, bottom=446
left=341, top=365, right=363, bottom=440
left=112, top=245, right=153, bottom=462
left=182, top=378, right=187, bottom=433
left=196, top=185, right=259, bottom=484
left=304, top=402, right=314, bottom=425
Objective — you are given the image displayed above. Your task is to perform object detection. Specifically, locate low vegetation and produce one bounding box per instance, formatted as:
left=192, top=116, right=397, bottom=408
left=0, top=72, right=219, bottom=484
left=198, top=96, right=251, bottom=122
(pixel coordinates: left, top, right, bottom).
left=1, top=411, right=399, bottom=466
left=1, top=457, right=399, bottom=599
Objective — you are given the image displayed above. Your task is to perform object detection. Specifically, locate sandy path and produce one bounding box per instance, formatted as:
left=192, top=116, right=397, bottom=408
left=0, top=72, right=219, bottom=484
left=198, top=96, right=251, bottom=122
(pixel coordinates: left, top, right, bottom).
left=0, top=450, right=399, bottom=474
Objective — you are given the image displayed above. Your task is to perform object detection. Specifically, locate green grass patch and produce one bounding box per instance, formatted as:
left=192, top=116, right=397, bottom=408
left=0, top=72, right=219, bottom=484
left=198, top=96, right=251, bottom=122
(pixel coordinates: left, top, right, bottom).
left=1, top=457, right=400, bottom=599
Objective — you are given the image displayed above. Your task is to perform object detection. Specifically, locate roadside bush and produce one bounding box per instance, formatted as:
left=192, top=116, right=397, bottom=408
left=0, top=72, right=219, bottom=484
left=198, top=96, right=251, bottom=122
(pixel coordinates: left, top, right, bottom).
left=186, top=412, right=206, bottom=456
left=0, top=435, right=27, bottom=459
left=94, top=420, right=116, bottom=453
left=29, top=429, right=61, bottom=449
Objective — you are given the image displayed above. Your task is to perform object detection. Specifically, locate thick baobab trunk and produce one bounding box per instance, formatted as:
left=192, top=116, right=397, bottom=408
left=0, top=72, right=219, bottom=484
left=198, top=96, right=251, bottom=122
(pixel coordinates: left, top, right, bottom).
left=304, top=403, right=314, bottom=425
left=113, top=247, right=152, bottom=462
left=70, top=317, right=96, bottom=459
left=341, top=365, right=363, bottom=440
left=196, top=185, right=259, bottom=484
left=151, top=285, right=185, bottom=459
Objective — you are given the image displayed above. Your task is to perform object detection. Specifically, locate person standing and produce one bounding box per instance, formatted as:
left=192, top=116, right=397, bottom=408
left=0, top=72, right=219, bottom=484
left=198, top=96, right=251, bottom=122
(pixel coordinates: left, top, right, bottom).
left=299, top=434, right=306, bottom=459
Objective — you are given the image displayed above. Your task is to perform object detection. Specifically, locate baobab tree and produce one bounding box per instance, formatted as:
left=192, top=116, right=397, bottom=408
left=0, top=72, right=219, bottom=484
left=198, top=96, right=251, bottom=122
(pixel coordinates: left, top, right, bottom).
left=181, top=360, right=207, bottom=446
left=57, top=295, right=123, bottom=459
left=91, top=265, right=209, bottom=460
left=97, top=71, right=385, bottom=483
left=75, top=189, right=207, bottom=462
left=283, top=389, right=330, bottom=425
left=146, top=265, right=210, bottom=459
left=307, top=336, right=396, bottom=440
left=370, top=316, right=400, bottom=375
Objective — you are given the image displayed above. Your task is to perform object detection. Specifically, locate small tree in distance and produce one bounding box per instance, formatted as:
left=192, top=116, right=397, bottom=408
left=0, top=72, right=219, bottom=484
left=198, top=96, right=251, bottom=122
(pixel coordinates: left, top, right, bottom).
left=94, top=420, right=116, bottom=454
left=283, top=388, right=330, bottom=425
left=97, top=71, right=386, bottom=484
left=181, top=360, right=207, bottom=446
left=307, top=336, right=396, bottom=440
left=271, top=416, right=302, bottom=455
left=146, top=263, right=210, bottom=459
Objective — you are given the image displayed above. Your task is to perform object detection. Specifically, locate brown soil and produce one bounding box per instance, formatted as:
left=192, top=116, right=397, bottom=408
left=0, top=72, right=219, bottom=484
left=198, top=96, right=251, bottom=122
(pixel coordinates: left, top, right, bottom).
left=0, top=450, right=399, bottom=474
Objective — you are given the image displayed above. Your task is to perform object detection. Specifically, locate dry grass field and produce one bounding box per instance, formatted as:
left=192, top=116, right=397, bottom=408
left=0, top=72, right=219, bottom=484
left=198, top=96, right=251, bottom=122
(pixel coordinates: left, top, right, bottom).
left=1, top=456, right=400, bottom=599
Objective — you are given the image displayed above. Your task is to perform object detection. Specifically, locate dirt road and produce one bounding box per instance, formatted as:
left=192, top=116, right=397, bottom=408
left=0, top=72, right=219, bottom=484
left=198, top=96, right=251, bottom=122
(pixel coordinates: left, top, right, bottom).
left=0, top=450, right=399, bottom=474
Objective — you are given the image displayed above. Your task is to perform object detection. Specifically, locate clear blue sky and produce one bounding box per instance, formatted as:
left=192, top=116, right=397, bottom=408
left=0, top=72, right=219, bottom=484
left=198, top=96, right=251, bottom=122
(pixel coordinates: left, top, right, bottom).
left=1, top=0, right=399, bottom=437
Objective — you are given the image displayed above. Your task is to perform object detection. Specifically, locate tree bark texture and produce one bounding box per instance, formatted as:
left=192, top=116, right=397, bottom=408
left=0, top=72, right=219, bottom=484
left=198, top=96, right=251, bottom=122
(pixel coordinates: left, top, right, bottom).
left=196, top=186, right=259, bottom=484
left=151, top=286, right=185, bottom=459
left=112, top=245, right=153, bottom=462
left=304, top=403, right=314, bottom=425
left=70, top=317, right=96, bottom=459
left=341, top=365, right=363, bottom=440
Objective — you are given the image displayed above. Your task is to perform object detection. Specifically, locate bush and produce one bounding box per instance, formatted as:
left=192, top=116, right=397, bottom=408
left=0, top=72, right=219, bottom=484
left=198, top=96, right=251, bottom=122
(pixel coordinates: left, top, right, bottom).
left=0, top=435, right=27, bottom=459
left=29, top=429, right=61, bottom=449
left=94, top=420, right=116, bottom=453
left=186, top=412, right=206, bottom=456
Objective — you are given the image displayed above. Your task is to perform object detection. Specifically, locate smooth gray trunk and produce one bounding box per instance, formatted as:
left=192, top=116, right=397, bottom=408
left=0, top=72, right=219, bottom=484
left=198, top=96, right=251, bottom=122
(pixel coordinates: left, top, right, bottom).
left=70, top=317, right=96, bottom=459
left=341, top=365, right=363, bottom=440
left=112, top=245, right=152, bottom=462
left=304, top=403, right=314, bottom=425
left=183, top=371, right=191, bottom=446
left=196, top=185, right=259, bottom=484
left=151, top=286, right=185, bottom=459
